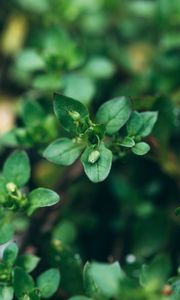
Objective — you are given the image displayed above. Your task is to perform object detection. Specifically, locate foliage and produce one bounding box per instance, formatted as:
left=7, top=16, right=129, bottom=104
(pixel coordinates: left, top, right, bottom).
left=0, top=242, right=60, bottom=300
left=43, top=94, right=157, bottom=182
left=0, top=0, right=180, bottom=300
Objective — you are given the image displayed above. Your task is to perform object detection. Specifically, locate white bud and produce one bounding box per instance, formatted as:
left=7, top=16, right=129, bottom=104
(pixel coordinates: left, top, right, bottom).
left=88, top=150, right=100, bottom=164
left=6, top=182, right=17, bottom=193
left=68, top=110, right=80, bottom=121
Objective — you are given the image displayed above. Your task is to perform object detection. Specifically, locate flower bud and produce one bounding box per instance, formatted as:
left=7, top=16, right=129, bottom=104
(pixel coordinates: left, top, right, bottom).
left=68, top=110, right=80, bottom=121
left=6, top=182, right=17, bottom=193
left=88, top=150, right=100, bottom=164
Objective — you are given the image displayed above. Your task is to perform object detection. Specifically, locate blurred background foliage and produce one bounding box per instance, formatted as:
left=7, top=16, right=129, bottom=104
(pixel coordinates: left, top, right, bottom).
left=0, top=0, right=180, bottom=299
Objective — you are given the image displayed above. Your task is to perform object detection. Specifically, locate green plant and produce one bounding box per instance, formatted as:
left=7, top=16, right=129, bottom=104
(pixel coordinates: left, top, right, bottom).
left=0, top=242, right=60, bottom=300
left=0, top=150, right=60, bottom=244
left=43, top=94, right=158, bottom=182
left=1, top=1, right=180, bottom=299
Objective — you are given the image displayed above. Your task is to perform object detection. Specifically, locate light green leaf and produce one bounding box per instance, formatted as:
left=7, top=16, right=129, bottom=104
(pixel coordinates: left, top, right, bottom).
left=132, top=142, right=150, bottom=155
left=3, top=242, right=18, bottom=266
left=13, top=267, right=34, bottom=298
left=127, top=111, right=144, bottom=136
left=16, top=255, right=40, bottom=273
left=81, top=143, right=112, bottom=183
left=3, top=151, right=30, bottom=187
left=96, top=97, right=131, bottom=135
left=120, top=136, right=135, bottom=148
left=27, top=188, right=60, bottom=215
left=127, top=111, right=158, bottom=137
left=15, top=49, right=45, bottom=72
left=0, top=286, right=14, bottom=300
left=32, top=73, right=61, bottom=91
left=83, top=262, right=124, bottom=298
left=43, top=138, right=83, bottom=166
left=63, top=74, right=95, bottom=105
left=85, top=56, right=115, bottom=79
left=37, top=268, right=60, bottom=298
left=54, top=93, right=89, bottom=132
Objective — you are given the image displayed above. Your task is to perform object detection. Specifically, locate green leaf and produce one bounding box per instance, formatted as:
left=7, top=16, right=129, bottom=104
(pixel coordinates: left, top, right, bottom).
left=37, top=268, right=60, bottom=298
left=63, top=74, right=95, bottom=105
left=54, top=93, right=89, bottom=132
left=32, top=73, right=61, bottom=91
left=3, top=151, right=30, bottom=187
left=0, top=222, right=14, bottom=244
left=13, top=267, right=34, bottom=298
left=126, top=111, right=144, bottom=136
left=43, top=138, right=83, bottom=166
left=16, top=255, right=40, bottom=273
left=0, top=130, right=19, bottom=147
left=0, top=286, right=14, bottom=300
left=140, top=255, right=171, bottom=292
left=84, top=56, right=115, bottom=79
left=120, top=136, right=135, bottom=148
left=127, top=111, right=158, bottom=137
left=27, top=188, right=60, bottom=215
left=15, top=49, right=45, bottom=72
left=96, top=97, right=131, bottom=135
left=81, top=143, right=112, bottom=183
left=21, top=100, right=45, bottom=127
left=3, top=242, right=18, bottom=266
left=132, top=142, right=150, bottom=155
left=83, top=262, right=124, bottom=298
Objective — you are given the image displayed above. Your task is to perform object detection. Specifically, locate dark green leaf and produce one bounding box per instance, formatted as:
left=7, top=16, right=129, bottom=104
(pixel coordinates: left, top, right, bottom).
left=54, top=93, right=89, bottom=132
left=21, top=100, right=45, bottom=127
left=16, top=255, right=40, bottom=273
left=13, top=267, right=34, bottom=298
left=3, top=242, right=18, bottom=266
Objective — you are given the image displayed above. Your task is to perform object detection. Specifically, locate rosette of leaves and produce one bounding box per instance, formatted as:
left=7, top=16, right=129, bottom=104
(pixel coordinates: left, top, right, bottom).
left=0, top=100, right=58, bottom=150
left=43, top=94, right=158, bottom=183
left=0, top=242, right=60, bottom=300
left=0, top=150, right=60, bottom=244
